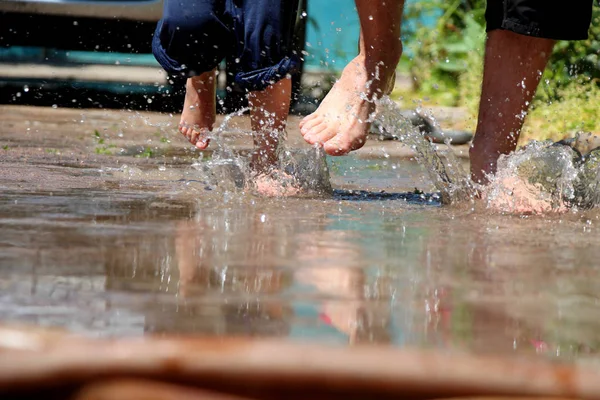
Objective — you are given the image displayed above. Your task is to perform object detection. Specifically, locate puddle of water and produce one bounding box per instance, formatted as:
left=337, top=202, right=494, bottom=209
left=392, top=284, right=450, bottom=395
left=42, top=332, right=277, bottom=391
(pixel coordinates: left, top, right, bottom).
left=3, top=102, right=600, bottom=368
left=2, top=148, right=600, bottom=365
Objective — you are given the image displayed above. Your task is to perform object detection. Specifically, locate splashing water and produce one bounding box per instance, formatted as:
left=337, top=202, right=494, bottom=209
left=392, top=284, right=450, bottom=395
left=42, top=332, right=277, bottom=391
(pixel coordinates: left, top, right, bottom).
left=374, top=97, right=600, bottom=213
left=190, top=107, right=332, bottom=197
left=484, top=134, right=600, bottom=213
left=484, top=141, right=578, bottom=213
left=190, top=96, right=477, bottom=202
left=374, top=97, right=476, bottom=204
left=160, top=94, right=600, bottom=212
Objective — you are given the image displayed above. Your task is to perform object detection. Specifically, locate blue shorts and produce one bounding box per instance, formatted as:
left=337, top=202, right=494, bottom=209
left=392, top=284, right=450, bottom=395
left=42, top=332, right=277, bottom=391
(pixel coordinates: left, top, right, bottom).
left=152, top=0, right=301, bottom=91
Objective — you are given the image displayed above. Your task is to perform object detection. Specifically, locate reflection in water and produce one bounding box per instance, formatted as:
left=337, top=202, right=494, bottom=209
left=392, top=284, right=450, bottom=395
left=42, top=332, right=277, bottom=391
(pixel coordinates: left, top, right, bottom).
left=103, top=204, right=394, bottom=344
left=2, top=160, right=600, bottom=363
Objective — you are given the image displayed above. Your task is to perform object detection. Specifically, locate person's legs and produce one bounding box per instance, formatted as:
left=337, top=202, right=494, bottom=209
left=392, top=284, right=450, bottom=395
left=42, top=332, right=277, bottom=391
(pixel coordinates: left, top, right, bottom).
left=470, top=0, right=593, bottom=184
left=470, top=30, right=554, bottom=184
left=226, top=0, right=298, bottom=174
left=179, top=70, right=217, bottom=149
left=152, top=0, right=232, bottom=149
left=248, top=77, right=292, bottom=173
left=299, top=0, right=404, bottom=156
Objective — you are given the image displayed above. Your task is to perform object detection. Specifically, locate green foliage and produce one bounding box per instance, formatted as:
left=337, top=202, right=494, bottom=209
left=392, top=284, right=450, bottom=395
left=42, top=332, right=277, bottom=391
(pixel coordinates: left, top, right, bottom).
left=402, top=0, right=486, bottom=106
left=135, top=147, right=155, bottom=158
left=522, top=83, right=600, bottom=142
left=95, top=144, right=116, bottom=155
left=537, top=9, right=600, bottom=103
left=401, top=1, right=600, bottom=140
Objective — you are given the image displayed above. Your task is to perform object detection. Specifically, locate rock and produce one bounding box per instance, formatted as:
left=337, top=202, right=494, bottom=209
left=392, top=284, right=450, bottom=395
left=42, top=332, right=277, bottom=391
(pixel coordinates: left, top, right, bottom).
left=371, top=109, right=473, bottom=145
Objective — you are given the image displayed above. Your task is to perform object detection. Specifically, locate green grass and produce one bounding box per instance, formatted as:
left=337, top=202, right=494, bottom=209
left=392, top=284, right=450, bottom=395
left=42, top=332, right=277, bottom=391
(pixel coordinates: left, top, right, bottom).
left=95, top=144, right=117, bottom=155
left=135, top=147, right=155, bottom=158
left=392, top=67, right=600, bottom=145
left=521, top=83, right=600, bottom=143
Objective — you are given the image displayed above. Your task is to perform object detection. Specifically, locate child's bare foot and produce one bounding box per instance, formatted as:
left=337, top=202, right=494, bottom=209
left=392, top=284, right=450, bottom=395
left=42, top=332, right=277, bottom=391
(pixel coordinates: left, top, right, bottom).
left=253, top=171, right=300, bottom=197
left=179, top=70, right=216, bottom=150
left=482, top=175, right=566, bottom=214
left=299, top=56, right=394, bottom=156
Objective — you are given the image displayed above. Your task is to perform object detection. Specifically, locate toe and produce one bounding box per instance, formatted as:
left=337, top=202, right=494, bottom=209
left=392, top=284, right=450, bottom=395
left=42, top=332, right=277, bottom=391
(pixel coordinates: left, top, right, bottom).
left=195, top=138, right=210, bottom=150
left=300, top=116, right=324, bottom=136
left=191, top=129, right=210, bottom=148
left=311, top=126, right=338, bottom=144
left=187, top=128, right=201, bottom=145
left=323, top=137, right=352, bottom=156
left=300, top=113, right=319, bottom=129
left=179, top=126, right=192, bottom=142
left=303, top=124, right=328, bottom=144
left=350, top=135, right=367, bottom=151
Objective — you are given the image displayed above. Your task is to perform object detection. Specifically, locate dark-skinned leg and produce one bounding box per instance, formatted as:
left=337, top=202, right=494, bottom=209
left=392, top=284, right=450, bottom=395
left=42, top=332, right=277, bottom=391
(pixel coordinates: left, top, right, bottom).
left=470, top=30, right=555, bottom=184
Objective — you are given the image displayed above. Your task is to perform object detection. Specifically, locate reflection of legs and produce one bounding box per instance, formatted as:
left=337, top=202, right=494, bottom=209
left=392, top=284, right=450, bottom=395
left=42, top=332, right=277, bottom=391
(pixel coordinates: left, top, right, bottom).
left=248, top=78, right=292, bottom=173
left=295, top=230, right=391, bottom=344
left=299, top=0, right=404, bottom=156
left=470, top=30, right=554, bottom=184
left=175, top=222, right=210, bottom=298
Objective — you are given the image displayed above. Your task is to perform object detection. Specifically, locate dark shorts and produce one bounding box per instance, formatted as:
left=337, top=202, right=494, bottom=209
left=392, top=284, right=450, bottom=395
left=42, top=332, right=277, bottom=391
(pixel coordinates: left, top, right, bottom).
left=152, top=0, right=301, bottom=91
left=485, top=0, right=594, bottom=40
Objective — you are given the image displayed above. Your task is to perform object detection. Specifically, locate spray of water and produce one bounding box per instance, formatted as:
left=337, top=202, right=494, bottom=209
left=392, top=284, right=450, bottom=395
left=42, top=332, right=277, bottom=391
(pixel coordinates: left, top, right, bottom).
left=483, top=133, right=600, bottom=213
left=190, top=107, right=332, bottom=197
left=484, top=141, right=578, bottom=213
left=374, top=96, right=476, bottom=204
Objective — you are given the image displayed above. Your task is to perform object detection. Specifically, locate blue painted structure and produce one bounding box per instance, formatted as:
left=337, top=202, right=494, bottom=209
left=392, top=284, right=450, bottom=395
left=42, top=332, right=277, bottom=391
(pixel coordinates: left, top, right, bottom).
left=303, top=0, right=360, bottom=72
left=303, top=0, right=435, bottom=72
left=0, top=0, right=434, bottom=72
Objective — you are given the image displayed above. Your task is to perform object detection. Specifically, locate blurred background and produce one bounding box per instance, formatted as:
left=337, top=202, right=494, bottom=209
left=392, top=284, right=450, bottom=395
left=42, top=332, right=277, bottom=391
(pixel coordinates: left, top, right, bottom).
left=1, top=0, right=599, bottom=144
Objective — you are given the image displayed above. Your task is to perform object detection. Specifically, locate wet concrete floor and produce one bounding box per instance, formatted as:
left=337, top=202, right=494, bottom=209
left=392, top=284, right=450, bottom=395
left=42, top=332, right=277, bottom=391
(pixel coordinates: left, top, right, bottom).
left=1, top=105, right=600, bottom=367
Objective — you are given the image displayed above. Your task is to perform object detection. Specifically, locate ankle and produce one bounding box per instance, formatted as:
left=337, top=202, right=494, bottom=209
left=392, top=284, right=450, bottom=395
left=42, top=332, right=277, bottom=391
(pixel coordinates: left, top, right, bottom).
left=363, top=42, right=402, bottom=71
left=469, top=142, right=504, bottom=184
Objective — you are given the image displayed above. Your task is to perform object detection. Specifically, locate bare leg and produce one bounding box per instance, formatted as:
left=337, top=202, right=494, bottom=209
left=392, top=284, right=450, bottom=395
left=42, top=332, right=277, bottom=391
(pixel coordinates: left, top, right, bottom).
left=179, top=69, right=217, bottom=150
left=248, top=77, right=292, bottom=173
left=470, top=30, right=554, bottom=184
left=299, top=0, right=403, bottom=156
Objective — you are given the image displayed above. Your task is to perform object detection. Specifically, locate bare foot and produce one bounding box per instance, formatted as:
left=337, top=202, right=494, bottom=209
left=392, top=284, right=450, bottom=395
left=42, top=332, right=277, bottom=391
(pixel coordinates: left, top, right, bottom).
left=252, top=171, right=300, bottom=197
left=299, top=56, right=393, bottom=156
left=482, top=175, right=565, bottom=214
left=179, top=70, right=216, bottom=150
left=248, top=78, right=292, bottom=173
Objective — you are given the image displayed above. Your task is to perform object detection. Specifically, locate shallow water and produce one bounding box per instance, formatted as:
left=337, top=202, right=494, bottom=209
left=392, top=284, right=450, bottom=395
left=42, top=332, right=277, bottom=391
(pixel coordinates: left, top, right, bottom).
left=3, top=153, right=600, bottom=363
left=2, top=106, right=600, bottom=367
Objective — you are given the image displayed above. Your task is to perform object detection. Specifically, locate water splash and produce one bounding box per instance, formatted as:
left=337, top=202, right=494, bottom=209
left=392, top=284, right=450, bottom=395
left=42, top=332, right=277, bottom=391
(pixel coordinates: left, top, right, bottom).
left=373, top=97, right=476, bottom=204
left=190, top=107, right=332, bottom=197
left=374, top=97, right=600, bottom=212
left=484, top=141, right=578, bottom=213
left=484, top=134, right=600, bottom=213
